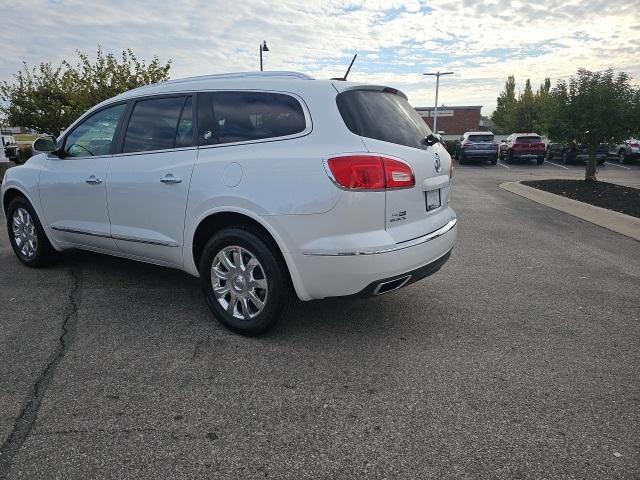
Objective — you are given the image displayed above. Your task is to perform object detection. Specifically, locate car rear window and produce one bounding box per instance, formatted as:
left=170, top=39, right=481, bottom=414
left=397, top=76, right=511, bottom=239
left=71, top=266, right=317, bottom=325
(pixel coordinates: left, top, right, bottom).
left=337, top=89, right=432, bottom=150
left=516, top=136, right=542, bottom=143
left=197, top=91, right=307, bottom=146
left=468, top=134, right=494, bottom=142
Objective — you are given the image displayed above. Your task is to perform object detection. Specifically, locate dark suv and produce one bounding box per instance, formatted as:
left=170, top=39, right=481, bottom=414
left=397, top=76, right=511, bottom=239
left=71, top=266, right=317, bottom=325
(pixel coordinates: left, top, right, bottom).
left=547, top=141, right=607, bottom=165
left=454, top=132, right=498, bottom=165
left=500, top=133, right=545, bottom=164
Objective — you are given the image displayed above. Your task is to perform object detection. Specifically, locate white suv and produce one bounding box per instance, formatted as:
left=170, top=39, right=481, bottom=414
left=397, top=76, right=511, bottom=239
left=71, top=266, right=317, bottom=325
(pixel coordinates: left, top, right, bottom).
left=2, top=72, right=457, bottom=335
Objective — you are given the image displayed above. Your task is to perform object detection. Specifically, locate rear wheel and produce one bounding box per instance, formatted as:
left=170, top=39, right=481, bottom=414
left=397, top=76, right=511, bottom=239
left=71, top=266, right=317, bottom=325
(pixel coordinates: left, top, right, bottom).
left=6, top=196, right=60, bottom=267
left=537, top=156, right=544, bottom=165
left=199, top=227, right=289, bottom=335
left=458, top=151, right=465, bottom=165
left=490, top=156, right=498, bottom=165
left=506, top=150, right=513, bottom=164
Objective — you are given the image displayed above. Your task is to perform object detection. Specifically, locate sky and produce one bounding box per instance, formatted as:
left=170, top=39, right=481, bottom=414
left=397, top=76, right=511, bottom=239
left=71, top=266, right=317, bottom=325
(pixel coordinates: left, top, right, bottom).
left=2, top=0, right=639, bottom=115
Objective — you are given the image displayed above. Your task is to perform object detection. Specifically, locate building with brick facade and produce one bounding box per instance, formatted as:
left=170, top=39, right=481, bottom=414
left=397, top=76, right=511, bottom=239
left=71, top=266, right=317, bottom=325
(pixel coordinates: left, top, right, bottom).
left=415, top=106, right=483, bottom=136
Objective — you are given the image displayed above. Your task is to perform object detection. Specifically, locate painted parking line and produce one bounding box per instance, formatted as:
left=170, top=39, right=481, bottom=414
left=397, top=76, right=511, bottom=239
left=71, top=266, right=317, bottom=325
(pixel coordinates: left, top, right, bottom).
left=605, top=161, right=631, bottom=170
left=497, top=161, right=510, bottom=169
left=545, top=160, right=569, bottom=170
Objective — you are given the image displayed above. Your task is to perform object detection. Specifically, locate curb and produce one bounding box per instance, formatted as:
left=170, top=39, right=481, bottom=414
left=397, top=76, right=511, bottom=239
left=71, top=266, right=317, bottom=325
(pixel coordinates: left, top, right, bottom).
left=499, top=181, right=640, bottom=242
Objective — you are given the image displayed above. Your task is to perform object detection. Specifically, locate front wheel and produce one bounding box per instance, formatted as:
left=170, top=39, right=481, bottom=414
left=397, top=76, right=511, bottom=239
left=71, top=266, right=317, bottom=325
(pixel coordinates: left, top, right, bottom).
left=490, top=156, right=498, bottom=165
left=199, top=227, right=290, bottom=335
left=7, top=196, right=60, bottom=267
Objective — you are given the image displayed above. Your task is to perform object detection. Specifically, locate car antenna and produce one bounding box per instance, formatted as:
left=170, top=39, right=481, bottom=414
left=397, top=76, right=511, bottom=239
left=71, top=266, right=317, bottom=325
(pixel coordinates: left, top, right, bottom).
left=331, top=53, right=357, bottom=81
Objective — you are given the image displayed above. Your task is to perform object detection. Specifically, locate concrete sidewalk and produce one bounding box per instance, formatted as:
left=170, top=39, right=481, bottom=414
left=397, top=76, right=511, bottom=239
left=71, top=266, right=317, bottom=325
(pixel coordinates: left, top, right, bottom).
left=500, top=181, right=640, bottom=241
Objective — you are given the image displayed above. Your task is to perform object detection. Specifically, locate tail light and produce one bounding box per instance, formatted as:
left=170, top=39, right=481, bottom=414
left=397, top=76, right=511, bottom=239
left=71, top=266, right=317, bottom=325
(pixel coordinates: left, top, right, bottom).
left=630, top=142, right=639, bottom=148
left=326, top=155, right=415, bottom=190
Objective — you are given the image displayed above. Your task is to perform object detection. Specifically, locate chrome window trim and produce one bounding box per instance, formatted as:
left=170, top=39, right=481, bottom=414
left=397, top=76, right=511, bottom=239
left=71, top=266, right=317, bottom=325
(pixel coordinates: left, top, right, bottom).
left=111, top=146, right=198, bottom=158
left=302, top=218, right=457, bottom=256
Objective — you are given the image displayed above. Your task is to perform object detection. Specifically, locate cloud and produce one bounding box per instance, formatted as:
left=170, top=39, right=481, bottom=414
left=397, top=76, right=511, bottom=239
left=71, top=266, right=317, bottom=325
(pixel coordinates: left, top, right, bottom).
left=1, top=0, right=638, bottom=114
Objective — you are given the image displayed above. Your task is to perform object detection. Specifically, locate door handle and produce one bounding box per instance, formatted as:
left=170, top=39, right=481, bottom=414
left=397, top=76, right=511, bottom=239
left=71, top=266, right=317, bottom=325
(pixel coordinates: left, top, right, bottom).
left=86, top=175, right=102, bottom=185
left=160, top=174, right=182, bottom=184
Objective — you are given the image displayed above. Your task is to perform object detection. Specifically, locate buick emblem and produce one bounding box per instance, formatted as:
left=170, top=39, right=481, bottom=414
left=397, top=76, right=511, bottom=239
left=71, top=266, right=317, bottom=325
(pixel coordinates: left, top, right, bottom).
left=434, top=153, right=441, bottom=173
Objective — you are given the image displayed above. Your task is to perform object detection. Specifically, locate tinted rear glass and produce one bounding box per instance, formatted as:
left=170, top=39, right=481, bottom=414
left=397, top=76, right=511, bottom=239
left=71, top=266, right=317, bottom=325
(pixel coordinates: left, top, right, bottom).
left=515, top=136, right=542, bottom=143
left=198, top=91, right=306, bottom=146
left=123, top=96, right=187, bottom=153
left=468, top=134, right=494, bottom=142
left=337, top=90, right=432, bottom=150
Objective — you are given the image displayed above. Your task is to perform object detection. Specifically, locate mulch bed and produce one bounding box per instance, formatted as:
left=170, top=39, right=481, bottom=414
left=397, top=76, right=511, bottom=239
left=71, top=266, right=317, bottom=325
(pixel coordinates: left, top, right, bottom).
left=521, top=179, right=640, bottom=218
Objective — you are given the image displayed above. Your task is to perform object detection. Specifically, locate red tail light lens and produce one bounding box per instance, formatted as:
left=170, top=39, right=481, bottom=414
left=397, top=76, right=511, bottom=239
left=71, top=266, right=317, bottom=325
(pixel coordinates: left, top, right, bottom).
left=630, top=143, right=639, bottom=148
left=326, top=155, right=414, bottom=190
left=383, top=158, right=414, bottom=188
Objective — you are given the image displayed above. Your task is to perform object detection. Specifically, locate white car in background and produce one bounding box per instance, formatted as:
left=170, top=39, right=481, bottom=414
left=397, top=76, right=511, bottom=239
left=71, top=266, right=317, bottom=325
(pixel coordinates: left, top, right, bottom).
left=2, top=72, right=457, bottom=335
left=610, top=138, right=640, bottom=163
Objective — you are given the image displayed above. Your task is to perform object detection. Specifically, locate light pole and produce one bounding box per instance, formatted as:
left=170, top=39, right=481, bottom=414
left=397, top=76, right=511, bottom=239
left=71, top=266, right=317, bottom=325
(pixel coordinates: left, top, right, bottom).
left=423, top=71, right=454, bottom=133
left=259, top=41, right=269, bottom=71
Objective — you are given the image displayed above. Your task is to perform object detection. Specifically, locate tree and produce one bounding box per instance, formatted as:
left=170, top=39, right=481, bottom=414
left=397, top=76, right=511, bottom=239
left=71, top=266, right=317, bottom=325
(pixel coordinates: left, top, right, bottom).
left=511, top=79, right=537, bottom=132
left=1, top=47, right=171, bottom=136
left=546, top=69, right=638, bottom=181
left=492, top=75, right=517, bottom=132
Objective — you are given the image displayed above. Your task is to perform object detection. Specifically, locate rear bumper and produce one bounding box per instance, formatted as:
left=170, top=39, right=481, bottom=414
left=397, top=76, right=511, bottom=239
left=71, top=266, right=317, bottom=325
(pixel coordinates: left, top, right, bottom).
left=463, top=150, right=497, bottom=158
left=289, top=217, right=457, bottom=300
left=512, top=153, right=544, bottom=159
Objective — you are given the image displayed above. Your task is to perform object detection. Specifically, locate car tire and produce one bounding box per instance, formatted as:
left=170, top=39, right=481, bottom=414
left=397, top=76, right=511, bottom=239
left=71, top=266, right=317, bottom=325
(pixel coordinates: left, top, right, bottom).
left=199, top=227, right=290, bottom=336
left=506, top=150, right=513, bottom=164
left=6, top=196, right=60, bottom=268
left=458, top=151, right=465, bottom=165
left=490, top=156, right=497, bottom=165
left=537, top=157, right=544, bottom=165
left=563, top=152, right=570, bottom=164
left=597, top=158, right=605, bottom=166
left=618, top=150, right=626, bottom=164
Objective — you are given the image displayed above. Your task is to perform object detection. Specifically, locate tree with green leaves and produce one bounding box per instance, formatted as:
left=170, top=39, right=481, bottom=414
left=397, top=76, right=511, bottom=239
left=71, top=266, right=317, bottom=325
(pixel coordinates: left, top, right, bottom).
left=1, top=47, right=171, bottom=136
left=546, top=69, right=638, bottom=181
left=491, top=75, right=517, bottom=132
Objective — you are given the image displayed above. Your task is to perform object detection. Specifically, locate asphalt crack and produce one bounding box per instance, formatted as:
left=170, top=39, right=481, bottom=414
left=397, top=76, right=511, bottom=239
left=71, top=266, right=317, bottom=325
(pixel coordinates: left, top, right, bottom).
left=0, top=266, right=81, bottom=479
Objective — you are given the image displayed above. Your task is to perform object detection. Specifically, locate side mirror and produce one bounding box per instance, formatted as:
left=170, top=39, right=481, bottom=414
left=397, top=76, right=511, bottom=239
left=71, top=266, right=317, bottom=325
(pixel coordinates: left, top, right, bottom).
left=32, top=136, right=57, bottom=154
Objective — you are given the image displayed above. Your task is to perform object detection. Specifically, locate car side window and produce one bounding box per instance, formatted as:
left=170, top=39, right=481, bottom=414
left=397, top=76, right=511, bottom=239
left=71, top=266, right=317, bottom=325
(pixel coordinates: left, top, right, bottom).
left=122, top=96, right=188, bottom=153
left=198, top=91, right=306, bottom=146
left=64, top=103, right=127, bottom=157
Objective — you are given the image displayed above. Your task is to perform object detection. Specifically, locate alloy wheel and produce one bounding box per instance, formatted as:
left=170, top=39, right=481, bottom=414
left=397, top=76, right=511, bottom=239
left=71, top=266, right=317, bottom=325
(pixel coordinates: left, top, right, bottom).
left=211, top=246, right=268, bottom=320
left=12, top=207, right=38, bottom=258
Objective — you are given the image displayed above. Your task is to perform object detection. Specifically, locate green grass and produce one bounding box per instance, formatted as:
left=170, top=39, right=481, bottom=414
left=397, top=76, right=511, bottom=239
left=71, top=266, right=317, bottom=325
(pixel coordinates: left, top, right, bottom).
left=14, top=133, right=39, bottom=143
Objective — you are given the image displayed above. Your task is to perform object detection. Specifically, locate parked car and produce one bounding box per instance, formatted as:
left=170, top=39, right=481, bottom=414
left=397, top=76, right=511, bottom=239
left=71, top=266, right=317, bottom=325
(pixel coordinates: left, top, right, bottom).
left=1, top=134, right=19, bottom=162
left=454, top=132, right=498, bottom=165
left=546, top=141, right=606, bottom=165
left=609, top=139, right=640, bottom=164
left=1, top=71, right=457, bottom=335
left=500, top=133, right=545, bottom=164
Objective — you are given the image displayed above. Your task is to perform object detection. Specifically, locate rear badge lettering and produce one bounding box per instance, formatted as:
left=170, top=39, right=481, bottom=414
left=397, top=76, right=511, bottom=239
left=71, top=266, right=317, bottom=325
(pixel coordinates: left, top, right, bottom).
left=390, top=210, right=407, bottom=223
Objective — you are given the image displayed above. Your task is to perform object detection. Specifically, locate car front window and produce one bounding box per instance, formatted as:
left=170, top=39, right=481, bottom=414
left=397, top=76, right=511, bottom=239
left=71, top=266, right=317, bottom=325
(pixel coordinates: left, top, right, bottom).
left=64, top=103, right=127, bottom=157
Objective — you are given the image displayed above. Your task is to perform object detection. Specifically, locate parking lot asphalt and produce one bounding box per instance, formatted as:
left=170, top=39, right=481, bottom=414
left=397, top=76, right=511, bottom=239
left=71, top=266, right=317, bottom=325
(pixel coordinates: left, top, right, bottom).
left=1, top=161, right=639, bottom=479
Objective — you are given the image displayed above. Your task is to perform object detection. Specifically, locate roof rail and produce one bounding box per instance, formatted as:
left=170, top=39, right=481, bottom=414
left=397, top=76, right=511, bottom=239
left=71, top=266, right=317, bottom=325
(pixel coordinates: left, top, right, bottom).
left=123, top=71, right=314, bottom=95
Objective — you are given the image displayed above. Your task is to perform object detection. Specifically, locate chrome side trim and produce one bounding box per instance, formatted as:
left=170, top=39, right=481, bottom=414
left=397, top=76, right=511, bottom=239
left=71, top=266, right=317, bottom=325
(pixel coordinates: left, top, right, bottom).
left=302, top=218, right=457, bottom=256
left=51, top=225, right=110, bottom=238
left=51, top=225, right=179, bottom=247
left=111, top=234, right=180, bottom=247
